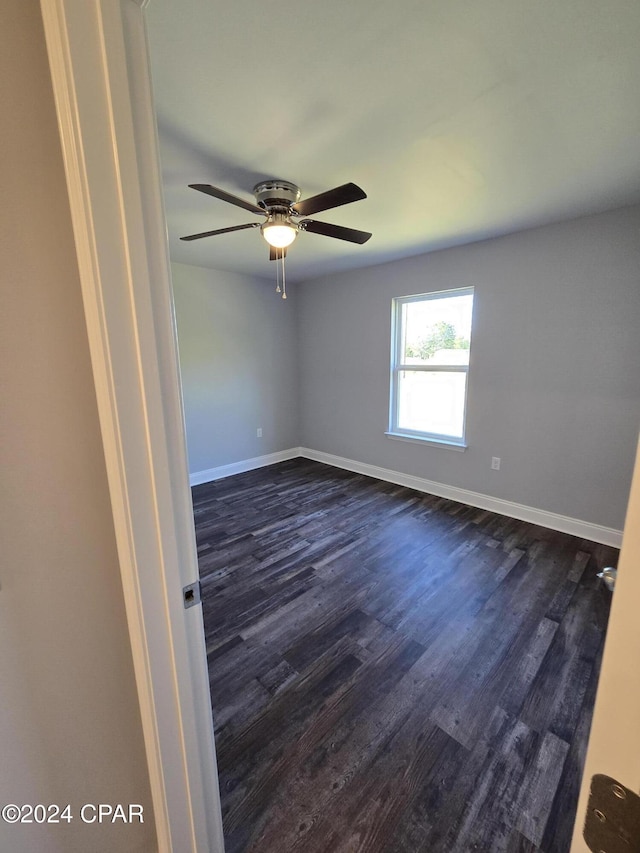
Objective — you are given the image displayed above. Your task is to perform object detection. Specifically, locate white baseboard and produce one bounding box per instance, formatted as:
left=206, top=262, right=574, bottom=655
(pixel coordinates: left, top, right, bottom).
left=298, top=447, right=623, bottom=548
left=190, top=446, right=622, bottom=547
left=189, top=448, right=302, bottom=487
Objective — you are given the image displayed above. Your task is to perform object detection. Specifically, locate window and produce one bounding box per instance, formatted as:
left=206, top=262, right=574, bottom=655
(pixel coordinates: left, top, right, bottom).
left=389, top=287, right=474, bottom=447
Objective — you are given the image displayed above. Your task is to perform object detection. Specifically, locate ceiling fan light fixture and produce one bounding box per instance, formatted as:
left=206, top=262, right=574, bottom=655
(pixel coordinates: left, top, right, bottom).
left=261, top=215, right=298, bottom=248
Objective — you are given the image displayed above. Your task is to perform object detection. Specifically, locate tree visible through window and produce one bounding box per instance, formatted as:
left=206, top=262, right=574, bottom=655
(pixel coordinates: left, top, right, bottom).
left=390, top=288, right=474, bottom=444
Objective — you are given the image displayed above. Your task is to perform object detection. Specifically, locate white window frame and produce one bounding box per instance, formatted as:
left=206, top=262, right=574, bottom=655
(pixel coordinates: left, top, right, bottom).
left=388, top=287, right=474, bottom=449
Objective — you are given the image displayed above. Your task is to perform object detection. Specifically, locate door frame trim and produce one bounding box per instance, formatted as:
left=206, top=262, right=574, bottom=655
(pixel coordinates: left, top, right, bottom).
left=40, top=1, right=224, bottom=849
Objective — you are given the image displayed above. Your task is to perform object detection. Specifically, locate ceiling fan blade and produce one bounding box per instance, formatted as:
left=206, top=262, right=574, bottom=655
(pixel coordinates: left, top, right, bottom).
left=189, top=183, right=265, bottom=215
left=301, top=219, right=372, bottom=244
left=269, top=246, right=288, bottom=260
left=293, top=183, right=367, bottom=216
left=180, top=222, right=260, bottom=241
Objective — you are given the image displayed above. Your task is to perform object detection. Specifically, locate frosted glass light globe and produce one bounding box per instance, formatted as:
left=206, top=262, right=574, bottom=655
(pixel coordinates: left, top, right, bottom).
left=261, top=218, right=297, bottom=248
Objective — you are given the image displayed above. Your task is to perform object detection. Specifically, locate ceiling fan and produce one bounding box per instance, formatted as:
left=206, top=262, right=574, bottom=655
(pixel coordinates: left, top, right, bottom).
left=180, top=180, right=372, bottom=260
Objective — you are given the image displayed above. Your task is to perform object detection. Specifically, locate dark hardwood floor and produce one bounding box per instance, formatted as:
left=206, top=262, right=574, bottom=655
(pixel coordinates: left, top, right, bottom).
left=192, top=458, right=616, bottom=853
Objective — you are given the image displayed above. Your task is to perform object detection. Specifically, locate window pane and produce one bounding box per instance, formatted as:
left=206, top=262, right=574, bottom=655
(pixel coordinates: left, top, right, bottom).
left=402, top=293, right=472, bottom=365
left=397, top=370, right=467, bottom=439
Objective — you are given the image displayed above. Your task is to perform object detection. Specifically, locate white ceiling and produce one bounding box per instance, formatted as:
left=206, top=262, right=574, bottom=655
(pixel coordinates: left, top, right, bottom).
left=147, top=0, right=640, bottom=284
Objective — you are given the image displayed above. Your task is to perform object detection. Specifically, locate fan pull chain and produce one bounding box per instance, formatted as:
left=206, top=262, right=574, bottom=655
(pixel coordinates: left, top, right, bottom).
left=275, top=249, right=281, bottom=293
left=281, top=251, right=287, bottom=300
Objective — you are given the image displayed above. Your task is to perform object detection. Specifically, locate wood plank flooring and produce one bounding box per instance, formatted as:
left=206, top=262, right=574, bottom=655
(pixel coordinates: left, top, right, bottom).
left=192, top=458, right=616, bottom=853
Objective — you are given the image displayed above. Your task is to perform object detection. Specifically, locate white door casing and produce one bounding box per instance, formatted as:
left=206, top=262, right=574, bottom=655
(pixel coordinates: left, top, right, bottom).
left=39, top=0, right=224, bottom=850
left=571, top=434, right=640, bottom=850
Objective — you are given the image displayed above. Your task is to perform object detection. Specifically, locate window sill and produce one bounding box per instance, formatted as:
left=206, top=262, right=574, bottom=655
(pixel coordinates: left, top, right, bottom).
left=385, top=431, right=467, bottom=451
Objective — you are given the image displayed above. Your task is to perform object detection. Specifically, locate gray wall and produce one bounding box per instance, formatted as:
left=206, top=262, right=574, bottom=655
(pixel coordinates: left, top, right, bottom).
left=172, top=262, right=299, bottom=475
left=0, top=3, right=155, bottom=851
left=297, top=206, right=640, bottom=531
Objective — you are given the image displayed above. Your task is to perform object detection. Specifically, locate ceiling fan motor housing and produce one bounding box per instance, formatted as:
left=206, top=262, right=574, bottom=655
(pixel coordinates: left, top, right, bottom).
left=253, top=180, right=301, bottom=211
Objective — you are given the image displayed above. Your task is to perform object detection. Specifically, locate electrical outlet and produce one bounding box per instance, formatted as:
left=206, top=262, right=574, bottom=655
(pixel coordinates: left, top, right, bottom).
left=257, top=427, right=262, bottom=438
left=491, top=456, right=501, bottom=470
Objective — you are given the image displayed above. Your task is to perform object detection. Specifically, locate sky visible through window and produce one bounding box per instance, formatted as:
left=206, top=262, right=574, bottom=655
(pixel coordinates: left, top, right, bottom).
left=403, top=293, right=473, bottom=354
